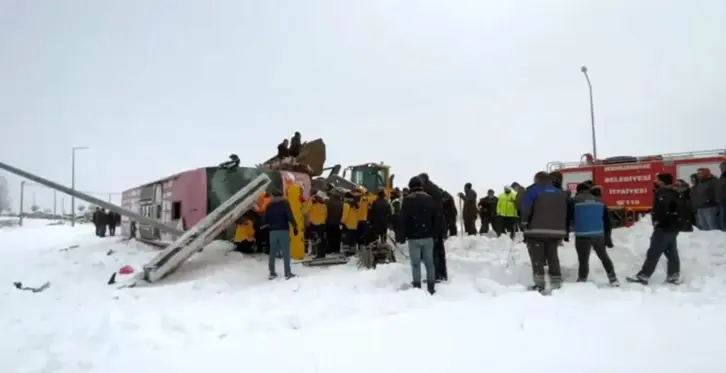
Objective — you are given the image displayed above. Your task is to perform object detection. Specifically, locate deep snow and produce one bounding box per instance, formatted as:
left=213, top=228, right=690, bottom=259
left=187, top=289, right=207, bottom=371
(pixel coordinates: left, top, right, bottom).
left=1, top=219, right=726, bottom=373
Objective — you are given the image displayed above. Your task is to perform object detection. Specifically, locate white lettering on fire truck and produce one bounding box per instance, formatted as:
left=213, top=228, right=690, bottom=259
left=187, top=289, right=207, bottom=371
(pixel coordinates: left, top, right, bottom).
left=603, top=163, right=651, bottom=172
left=615, top=199, right=642, bottom=206
left=604, top=175, right=652, bottom=183
left=609, top=188, right=649, bottom=195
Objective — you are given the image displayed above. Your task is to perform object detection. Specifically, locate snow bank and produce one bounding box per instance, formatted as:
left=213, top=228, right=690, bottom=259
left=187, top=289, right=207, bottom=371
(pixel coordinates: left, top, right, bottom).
left=1, top=220, right=725, bottom=373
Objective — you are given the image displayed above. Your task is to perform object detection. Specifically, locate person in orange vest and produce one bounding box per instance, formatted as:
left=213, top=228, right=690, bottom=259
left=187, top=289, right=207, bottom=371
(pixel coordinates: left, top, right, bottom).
left=254, top=192, right=272, bottom=253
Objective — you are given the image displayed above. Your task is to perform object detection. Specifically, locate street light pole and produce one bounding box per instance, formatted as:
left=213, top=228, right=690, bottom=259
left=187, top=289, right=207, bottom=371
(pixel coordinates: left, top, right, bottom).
left=71, top=146, right=89, bottom=227
left=580, top=66, right=597, bottom=160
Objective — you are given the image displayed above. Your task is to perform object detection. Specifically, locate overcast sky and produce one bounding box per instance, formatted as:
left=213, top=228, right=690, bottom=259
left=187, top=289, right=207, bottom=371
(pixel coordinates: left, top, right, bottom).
left=1, top=0, right=725, bottom=212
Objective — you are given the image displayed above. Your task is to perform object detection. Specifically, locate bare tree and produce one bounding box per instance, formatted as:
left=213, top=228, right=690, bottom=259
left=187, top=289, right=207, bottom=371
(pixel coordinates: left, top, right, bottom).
left=31, top=205, right=39, bottom=213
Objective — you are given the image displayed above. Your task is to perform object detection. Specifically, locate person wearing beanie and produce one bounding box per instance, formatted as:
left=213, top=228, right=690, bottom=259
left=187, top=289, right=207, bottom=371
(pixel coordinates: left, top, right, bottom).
left=400, top=176, right=439, bottom=294
left=627, top=172, right=681, bottom=285
left=570, top=182, right=618, bottom=286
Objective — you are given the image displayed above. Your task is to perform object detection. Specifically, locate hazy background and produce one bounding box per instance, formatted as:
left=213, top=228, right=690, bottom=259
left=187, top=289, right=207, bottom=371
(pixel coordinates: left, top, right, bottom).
left=1, top=0, right=725, bottom=212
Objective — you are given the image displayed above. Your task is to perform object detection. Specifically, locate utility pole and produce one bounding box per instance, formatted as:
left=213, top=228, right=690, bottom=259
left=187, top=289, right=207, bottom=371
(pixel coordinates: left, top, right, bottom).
left=70, top=146, right=89, bottom=227
left=581, top=66, right=598, bottom=159
left=53, top=190, right=57, bottom=215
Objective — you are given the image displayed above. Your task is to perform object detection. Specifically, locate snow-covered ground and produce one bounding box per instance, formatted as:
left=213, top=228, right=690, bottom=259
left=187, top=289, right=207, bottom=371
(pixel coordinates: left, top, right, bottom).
left=2, top=219, right=726, bottom=373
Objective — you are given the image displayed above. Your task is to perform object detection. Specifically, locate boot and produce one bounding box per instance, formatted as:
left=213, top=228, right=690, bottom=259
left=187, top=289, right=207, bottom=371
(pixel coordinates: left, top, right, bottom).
left=626, top=273, right=649, bottom=285
left=412, top=281, right=421, bottom=289
left=608, top=274, right=620, bottom=287
left=665, top=274, right=681, bottom=285
left=427, top=282, right=435, bottom=295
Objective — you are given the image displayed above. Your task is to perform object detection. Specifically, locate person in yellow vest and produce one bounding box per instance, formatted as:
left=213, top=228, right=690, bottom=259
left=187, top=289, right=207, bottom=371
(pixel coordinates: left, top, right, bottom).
left=341, top=192, right=360, bottom=253
left=233, top=211, right=257, bottom=254
left=305, top=194, right=328, bottom=259
left=356, top=193, right=371, bottom=246
left=497, top=186, right=519, bottom=239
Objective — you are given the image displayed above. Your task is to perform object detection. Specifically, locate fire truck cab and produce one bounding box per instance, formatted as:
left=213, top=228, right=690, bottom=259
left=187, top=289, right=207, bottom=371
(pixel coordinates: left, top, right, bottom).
left=548, top=149, right=725, bottom=228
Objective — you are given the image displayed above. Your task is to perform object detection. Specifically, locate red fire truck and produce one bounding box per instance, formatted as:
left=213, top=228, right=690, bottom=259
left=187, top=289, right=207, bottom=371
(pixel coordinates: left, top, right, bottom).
left=547, top=149, right=725, bottom=228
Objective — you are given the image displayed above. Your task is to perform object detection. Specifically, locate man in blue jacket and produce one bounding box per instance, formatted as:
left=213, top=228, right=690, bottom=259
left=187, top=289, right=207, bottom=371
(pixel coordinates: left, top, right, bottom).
left=570, top=183, right=619, bottom=286
left=520, top=172, right=569, bottom=292
left=262, top=189, right=298, bottom=280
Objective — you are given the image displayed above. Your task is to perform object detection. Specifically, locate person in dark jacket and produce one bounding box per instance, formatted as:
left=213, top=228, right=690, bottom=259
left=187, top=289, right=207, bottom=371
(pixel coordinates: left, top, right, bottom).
left=263, top=189, right=299, bottom=280
left=549, top=171, right=564, bottom=190
left=458, top=182, right=478, bottom=235
left=717, top=161, right=726, bottom=231
left=418, top=172, right=448, bottom=281
left=442, top=191, right=458, bottom=237
left=520, top=171, right=569, bottom=292
left=570, top=183, right=618, bottom=286
left=627, top=173, right=681, bottom=285
left=477, top=189, right=498, bottom=234
left=692, top=168, right=719, bottom=230
left=325, top=194, right=344, bottom=254
left=289, top=132, right=302, bottom=158
left=276, top=139, right=289, bottom=160
left=400, top=177, right=438, bottom=294
left=106, top=210, right=119, bottom=236
left=94, top=207, right=107, bottom=237
left=369, top=190, right=391, bottom=243
left=675, top=179, right=694, bottom=232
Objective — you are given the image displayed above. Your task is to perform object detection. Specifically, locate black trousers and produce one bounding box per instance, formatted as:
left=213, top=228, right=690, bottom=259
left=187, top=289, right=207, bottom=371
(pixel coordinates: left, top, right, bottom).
left=574, top=236, right=616, bottom=280
left=326, top=223, right=341, bottom=253
left=478, top=215, right=491, bottom=234
left=433, top=234, right=448, bottom=280
left=526, top=237, right=562, bottom=287
left=463, top=217, right=477, bottom=235
left=499, top=216, right=517, bottom=239
left=308, top=224, right=326, bottom=257
left=638, top=229, right=680, bottom=278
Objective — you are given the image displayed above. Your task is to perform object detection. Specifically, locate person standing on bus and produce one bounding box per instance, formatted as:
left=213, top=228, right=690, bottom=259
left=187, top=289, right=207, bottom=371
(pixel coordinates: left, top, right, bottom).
left=263, top=189, right=298, bottom=280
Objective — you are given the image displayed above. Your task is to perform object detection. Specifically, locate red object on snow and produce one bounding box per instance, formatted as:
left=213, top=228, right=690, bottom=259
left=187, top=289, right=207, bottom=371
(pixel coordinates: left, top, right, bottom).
left=119, top=265, right=134, bottom=275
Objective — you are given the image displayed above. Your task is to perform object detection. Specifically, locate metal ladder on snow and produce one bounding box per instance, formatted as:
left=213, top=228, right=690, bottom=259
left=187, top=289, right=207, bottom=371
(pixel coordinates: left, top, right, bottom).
left=142, top=173, right=272, bottom=283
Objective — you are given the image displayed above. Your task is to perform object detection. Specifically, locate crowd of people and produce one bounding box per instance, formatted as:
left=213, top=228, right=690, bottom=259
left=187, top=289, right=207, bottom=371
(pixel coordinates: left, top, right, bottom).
left=251, top=161, right=726, bottom=295
left=92, top=207, right=121, bottom=237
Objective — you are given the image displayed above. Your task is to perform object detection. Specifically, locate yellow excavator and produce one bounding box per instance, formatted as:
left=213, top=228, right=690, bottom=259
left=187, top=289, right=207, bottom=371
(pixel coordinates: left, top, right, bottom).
left=343, top=162, right=394, bottom=200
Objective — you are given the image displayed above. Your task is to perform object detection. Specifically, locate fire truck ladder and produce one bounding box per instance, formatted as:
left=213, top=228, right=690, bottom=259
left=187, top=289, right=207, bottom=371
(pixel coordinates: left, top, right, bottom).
left=142, top=173, right=271, bottom=283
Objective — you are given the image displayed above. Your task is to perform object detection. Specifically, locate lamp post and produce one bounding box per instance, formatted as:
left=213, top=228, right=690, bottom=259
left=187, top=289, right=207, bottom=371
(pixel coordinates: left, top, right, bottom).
left=580, top=66, right=597, bottom=160
left=71, top=146, right=89, bottom=227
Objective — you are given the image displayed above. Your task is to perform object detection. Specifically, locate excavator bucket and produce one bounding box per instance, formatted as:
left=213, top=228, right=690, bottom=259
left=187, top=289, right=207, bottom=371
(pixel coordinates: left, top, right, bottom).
left=263, top=138, right=326, bottom=176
